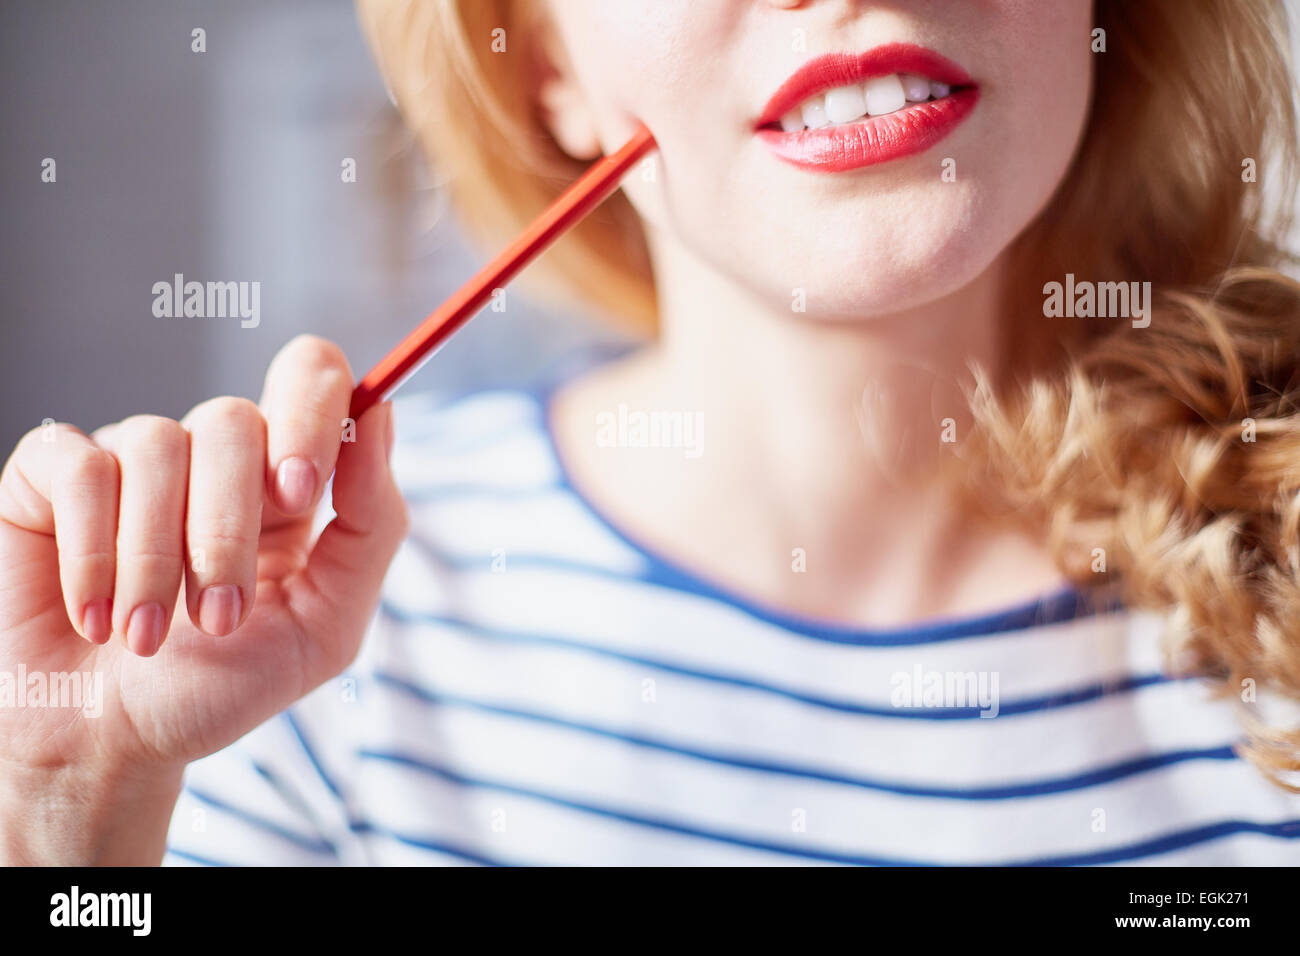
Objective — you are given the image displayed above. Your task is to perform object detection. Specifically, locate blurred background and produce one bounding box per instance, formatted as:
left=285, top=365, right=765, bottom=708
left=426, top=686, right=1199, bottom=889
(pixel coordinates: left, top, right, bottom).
left=2, top=1, right=1299, bottom=452
left=0, top=0, right=629, bottom=452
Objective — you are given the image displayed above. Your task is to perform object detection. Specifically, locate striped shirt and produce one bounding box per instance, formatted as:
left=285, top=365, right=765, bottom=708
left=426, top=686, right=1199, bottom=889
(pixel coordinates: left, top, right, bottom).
left=165, top=382, right=1300, bottom=866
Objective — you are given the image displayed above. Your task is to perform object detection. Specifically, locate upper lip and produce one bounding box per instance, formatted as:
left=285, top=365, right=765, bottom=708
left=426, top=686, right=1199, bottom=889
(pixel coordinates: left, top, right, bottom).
left=755, top=42, right=974, bottom=129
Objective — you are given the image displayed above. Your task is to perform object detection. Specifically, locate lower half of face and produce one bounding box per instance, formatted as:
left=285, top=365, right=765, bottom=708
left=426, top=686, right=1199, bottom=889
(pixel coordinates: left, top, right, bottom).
left=548, top=0, right=1095, bottom=319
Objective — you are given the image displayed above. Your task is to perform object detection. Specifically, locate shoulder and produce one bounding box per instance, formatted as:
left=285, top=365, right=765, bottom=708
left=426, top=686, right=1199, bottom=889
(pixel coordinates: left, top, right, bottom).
left=388, top=386, right=558, bottom=501
left=381, top=378, right=649, bottom=578
left=384, top=336, right=642, bottom=498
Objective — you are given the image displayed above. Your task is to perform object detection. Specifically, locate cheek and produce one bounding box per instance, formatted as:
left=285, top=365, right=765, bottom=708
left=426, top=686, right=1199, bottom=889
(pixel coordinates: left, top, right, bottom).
left=550, top=1, right=743, bottom=226
left=983, top=0, right=1094, bottom=220
left=556, top=1, right=731, bottom=138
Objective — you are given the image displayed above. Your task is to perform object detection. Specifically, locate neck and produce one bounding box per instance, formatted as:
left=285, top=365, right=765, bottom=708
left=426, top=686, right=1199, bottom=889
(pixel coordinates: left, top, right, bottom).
left=648, top=224, right=1007, bottom=491
left=552, top=228, right=1064, bottom=625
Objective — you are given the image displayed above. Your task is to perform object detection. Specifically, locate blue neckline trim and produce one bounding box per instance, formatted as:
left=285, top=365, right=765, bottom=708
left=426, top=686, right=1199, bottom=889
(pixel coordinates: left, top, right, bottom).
left=529, top=360, right=1114, bottom=646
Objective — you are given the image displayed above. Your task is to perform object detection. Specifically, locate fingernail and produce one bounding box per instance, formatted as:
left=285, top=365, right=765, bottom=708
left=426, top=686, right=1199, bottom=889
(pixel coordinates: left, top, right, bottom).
left=81, top=598, right=112, bottom=645
left=126, top=602, right=165, bottom=657
left=198, top=585, right=242, bottom=637
left=275, top=457, right=317, bottom=514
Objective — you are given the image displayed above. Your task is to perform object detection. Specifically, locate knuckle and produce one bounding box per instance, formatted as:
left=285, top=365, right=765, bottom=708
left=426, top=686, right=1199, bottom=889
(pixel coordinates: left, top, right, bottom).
left=119, top=546, right=184, bottom=575
left=59, top=546, right=115, bottom=571
left=120, top=527, right=184, bottom=565
left=16, top=425, right=43, bottom=451
left=14, top=423, right=82, bottom=468
left=283, top=334, right=350, bottom=377
left=20, top=421, right=78, bottom=448
left=58, top=445, right=118, bottom=494
left=282, top=393, right=348, bottom=434
left=189, top=514, right=258, bottom=554
left=186, top=396, right=264, bottom=435
left=89, top=422, right=118, bottom=447
left=316, top=364, right=352, bottom=400
left=118, top=415, right=188, bottom=458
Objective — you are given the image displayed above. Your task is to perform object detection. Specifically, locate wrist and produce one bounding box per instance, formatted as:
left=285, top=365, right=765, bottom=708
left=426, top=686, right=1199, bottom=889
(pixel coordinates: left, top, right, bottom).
left=0, top=759, right=184, bottom=866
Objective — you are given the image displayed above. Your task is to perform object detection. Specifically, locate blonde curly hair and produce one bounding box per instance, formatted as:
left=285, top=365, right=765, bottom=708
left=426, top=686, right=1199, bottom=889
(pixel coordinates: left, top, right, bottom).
left=356, top=0, right=1300, bottom=784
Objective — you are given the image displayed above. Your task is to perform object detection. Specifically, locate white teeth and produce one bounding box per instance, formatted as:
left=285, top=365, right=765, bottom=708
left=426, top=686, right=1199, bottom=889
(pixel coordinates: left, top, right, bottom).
left=801, top=99, right=830, bottom=129
left=863, top=74, right=907, bottom=116
left=774, top=73, right=956, bottom=132
left=824, top=84, right=868, bottom=124
left=901, top=72, right=931, bottom=102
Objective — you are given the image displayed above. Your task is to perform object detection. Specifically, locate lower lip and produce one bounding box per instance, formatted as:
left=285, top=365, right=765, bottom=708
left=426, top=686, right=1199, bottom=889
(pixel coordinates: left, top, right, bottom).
left=756, top=87, right=979, bottom=173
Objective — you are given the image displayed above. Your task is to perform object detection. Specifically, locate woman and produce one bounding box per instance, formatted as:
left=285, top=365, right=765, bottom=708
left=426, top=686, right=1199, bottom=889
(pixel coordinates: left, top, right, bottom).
left=2, top=0, right=1298, bottom=865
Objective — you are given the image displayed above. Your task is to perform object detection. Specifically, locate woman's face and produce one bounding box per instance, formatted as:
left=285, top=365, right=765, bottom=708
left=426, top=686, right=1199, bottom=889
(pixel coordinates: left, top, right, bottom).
left=541, top=0, right=1094, bottom=319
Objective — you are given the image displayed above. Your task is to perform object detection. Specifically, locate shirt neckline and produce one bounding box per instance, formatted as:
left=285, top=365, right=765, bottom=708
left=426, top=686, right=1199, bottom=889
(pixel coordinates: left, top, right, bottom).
left=532, top=370, right=1112, bottom=646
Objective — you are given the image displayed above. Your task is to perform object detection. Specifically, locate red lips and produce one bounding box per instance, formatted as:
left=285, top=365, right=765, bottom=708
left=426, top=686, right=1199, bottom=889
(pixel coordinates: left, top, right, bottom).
left=755, top=42, right=978, bottom=173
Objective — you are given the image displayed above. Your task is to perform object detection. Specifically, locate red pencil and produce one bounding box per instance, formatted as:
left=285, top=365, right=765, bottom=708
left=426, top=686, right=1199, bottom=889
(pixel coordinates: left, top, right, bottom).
left=349, top=123, right=657, bottom=420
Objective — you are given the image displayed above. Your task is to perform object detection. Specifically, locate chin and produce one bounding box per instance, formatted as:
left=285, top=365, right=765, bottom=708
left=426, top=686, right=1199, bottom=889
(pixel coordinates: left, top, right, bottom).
left=764, top=218, right=1005, bottom=321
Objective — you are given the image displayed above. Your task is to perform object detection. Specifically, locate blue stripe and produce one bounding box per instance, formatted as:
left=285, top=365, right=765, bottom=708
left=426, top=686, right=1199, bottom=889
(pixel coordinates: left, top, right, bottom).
left=405, top=493, right=1106, bottom=647
left=186, top=751, right=509, bottom=866
left=371, top=671, right=1239, bottom=800
left=249, top=759, right=341, bottom=856
left=348, top=822, right=512, bottom=866
left=164, top=846, right=239, bottom=867
left=560, top=509, right=1098, bottom=645
left=394, top=532, right=1111, bottom=666
left=183, top=785, right=336, bottom=856
left=283, top=710, right=344, bottom=798
left=1008, top=817, right=1300, bottom=867
left=401, top=526, right=645, bottom=583
left=357, top=747, right=1300, bottom=866
left=379, top=601, right=1172, bottom=719
left=360, top=747, right=872, bottom=865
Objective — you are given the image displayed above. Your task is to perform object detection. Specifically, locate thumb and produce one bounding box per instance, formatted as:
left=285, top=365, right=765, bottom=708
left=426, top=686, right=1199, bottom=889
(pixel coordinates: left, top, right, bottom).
left=289, top=400, right=407, bottom=681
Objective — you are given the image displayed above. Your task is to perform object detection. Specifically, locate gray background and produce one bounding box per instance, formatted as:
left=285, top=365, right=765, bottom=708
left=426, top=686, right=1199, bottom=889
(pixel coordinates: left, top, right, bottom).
left=0, top=0, right=626, bottom=452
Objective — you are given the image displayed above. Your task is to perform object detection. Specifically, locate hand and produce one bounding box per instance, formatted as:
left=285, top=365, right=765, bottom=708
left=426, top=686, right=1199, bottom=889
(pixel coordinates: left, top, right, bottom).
left=0, top=335, right=408, bottom=862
